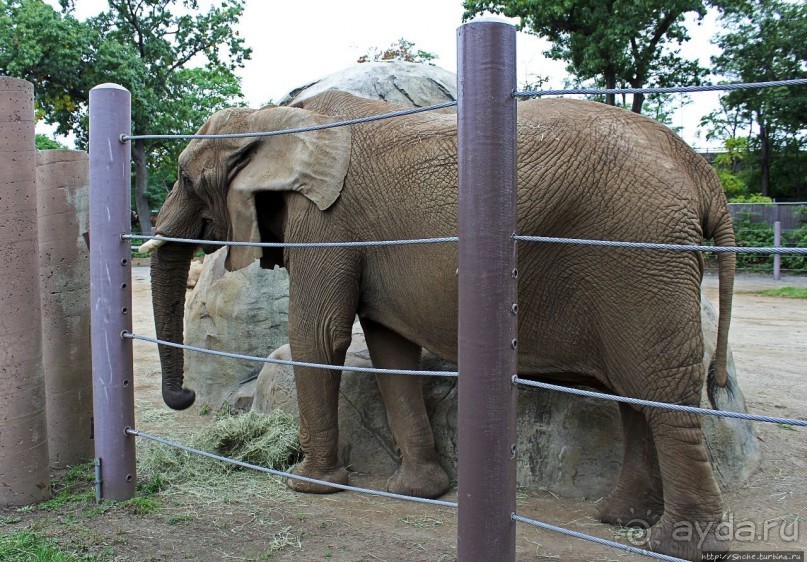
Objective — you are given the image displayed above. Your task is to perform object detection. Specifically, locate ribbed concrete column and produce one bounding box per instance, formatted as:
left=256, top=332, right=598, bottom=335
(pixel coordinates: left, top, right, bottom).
left=0, top=76, right=51, bottom=505
left=37, top=150, right=93, bottom=468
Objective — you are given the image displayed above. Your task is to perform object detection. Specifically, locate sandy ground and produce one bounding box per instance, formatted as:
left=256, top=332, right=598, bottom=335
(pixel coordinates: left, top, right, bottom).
left=2, top=268, right=805, bottom=561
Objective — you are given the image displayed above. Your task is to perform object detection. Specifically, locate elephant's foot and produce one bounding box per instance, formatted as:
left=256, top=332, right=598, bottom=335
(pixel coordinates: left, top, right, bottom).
left=287, top=459, right=348, bottom=494
left=597, top=490, right=664, bottom=528
left=641, top=514, right=730, bottom=562
left=386, top=460, right=450, bottom=499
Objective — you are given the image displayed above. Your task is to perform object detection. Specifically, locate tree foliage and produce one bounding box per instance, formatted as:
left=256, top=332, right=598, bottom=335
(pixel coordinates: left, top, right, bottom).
left=462, top=0, right=711, bottom=113
left=357, top=38, right=438, bottom=65
left=0, top=0, right=251, bottom=234
left=35, top=133, right=67, bottom=150
left=709, top=0, right=807, bottom=200
left=711, top=136, right=752, bottom=199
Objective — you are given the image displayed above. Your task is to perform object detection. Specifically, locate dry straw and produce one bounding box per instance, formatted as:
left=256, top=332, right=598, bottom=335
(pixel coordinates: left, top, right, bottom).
left=137, top=409, right=301, bottom=503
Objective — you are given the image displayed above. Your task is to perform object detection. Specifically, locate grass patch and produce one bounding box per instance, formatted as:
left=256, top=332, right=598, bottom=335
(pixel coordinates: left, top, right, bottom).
left=756, top=287, right=807, bottom=299
left=0, top=530, right=83, bottom=561
left=137, top=409, right=301, bottom=503
left=38, top=462, right=96, bottom=512
left=167, top=514, right=193, bottom=525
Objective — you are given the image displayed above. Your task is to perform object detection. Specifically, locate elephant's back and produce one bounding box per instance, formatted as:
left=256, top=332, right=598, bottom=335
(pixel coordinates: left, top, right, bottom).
left=515, top=98, right=704, bottom=246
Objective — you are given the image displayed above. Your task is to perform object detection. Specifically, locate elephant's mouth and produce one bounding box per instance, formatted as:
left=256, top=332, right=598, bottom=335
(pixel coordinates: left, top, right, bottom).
left=198, top=219, right=226, bottom=255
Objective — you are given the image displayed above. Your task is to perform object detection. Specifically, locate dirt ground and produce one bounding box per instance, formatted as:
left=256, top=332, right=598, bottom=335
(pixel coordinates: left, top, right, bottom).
left=2, top=268, right=805, bottom=561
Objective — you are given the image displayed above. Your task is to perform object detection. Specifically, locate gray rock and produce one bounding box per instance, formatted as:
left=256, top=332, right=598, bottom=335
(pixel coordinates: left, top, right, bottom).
left=252, top=297, right=759, bottom=497
left=183, top=248, right=289, bottom=409
left=278, top=61, right=456, bottom=108
left=187, top=259, right=204, bottom=289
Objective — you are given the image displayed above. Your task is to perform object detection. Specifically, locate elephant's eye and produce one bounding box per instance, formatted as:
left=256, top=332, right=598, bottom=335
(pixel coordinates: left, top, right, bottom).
left=181, top=174, right=193, bottom=192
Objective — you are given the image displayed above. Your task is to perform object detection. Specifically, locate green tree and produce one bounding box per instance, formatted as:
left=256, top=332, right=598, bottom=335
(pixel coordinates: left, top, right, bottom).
left=462, top=0, right=712, bottom=113
left=97, top=0, right=250, bottom=234
left=712, top=136, right=751, bottom=199
left=711, top=0, right=807, bottom=199
left=35, top=133, right=68, bottom=149
left=357, top=38, right=438, bottom=64
left=1, top=0, right=251, bottom=235
left=0, top=0, right=124, bottom=130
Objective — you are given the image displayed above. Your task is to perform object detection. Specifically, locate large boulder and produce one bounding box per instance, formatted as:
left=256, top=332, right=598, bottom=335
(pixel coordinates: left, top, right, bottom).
left=252, top=297, right=759, bottom=497
left=183, top=248, right=289, bottom=409
left=277, top=61, right=456, bottom=108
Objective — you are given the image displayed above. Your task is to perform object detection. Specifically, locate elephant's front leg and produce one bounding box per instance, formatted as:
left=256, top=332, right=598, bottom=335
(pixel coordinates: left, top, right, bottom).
left=286, top=259, right=359, bottom=494
left=360, top=318, right=450, bottom=499
left=287, top=362, right=348, bottom=493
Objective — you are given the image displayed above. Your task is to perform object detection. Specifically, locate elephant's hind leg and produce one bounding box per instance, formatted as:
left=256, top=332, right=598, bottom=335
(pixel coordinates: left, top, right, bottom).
left=360, top=317, right=450, bottom=499
left=597, top=402, right=664, bottom=527
left=643, top=369, right=729, bottom=561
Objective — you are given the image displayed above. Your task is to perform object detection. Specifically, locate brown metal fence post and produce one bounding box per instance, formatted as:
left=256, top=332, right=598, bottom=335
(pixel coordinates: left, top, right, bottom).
left=456, top=19, right=518, bottom=561
left=89, top=83, right=136, bottom=501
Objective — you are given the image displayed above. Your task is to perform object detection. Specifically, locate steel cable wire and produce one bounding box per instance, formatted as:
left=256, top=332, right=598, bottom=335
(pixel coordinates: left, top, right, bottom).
left=512, top=514, right=688, bottom=562
left=513, top=235, right=807, bottom=254
left=514, top=377, right=806, bottom=426
left=124, top=233, right=458, bottom=250
left=103, top=73, right=807, bottom=562
left=123, top=332, right=458, bottom=377
left=515, top=78, right=807, bottom=99
left=125, top=428, right=458, bottom=508
left=126, top=233, right=806, bottom=254
left=121, top=101, right=458, bottom=142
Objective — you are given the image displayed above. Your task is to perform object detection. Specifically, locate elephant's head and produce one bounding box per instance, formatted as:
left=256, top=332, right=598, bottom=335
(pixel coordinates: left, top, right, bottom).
left=148, top=104, right=351, bottom=410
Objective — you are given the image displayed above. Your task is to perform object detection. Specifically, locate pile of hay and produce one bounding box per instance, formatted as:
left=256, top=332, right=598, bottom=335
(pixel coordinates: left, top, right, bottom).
left=138, top=409, right=301, bottom=502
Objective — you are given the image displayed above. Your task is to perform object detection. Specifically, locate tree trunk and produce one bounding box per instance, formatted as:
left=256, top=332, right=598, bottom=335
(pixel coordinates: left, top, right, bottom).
left=604, top=66, right=616, bottom=107
left=631, top=91, right=645, bottom=114
left=132, top=139, right=153, bottom=236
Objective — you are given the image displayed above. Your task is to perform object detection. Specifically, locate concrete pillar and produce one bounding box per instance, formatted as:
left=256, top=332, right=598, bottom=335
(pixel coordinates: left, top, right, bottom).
left=37, top=150, right=93, bottom=468
left=0, top=77, right=50, bottom=505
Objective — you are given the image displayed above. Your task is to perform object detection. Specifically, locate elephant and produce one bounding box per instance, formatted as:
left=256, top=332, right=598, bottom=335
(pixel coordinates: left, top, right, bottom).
left=144, top=91, right=736, bottom=560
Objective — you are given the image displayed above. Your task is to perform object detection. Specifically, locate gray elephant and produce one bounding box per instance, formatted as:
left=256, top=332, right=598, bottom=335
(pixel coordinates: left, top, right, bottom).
left=145, top=91, right=736, bottom=560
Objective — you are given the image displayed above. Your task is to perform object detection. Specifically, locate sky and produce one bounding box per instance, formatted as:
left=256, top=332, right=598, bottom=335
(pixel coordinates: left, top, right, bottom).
left=44, top=0, right=725, bottom=150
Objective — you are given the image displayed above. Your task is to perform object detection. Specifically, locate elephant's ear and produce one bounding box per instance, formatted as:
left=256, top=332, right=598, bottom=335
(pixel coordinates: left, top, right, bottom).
left=224, top=106, right=351, bottom=271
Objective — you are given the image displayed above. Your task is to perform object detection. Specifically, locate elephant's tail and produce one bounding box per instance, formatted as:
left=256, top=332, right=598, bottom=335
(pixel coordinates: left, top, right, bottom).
left=707, top=353, right=737, bottom=410
left=706, top=198, right=736, bottom=393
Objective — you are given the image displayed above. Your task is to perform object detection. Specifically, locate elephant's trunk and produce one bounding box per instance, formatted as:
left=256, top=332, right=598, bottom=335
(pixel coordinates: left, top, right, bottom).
left=151, top=242, right=197, bottom=410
